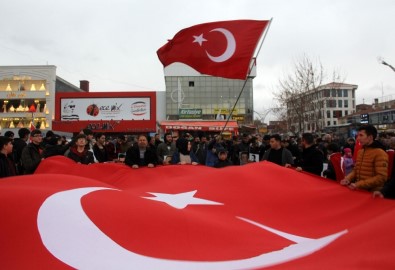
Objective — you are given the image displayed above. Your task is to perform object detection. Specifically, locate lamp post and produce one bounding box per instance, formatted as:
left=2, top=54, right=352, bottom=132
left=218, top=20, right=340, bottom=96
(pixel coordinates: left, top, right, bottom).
left=254, top=108, right=273, bottom=124
left=378, top=57, right=395, bottom=73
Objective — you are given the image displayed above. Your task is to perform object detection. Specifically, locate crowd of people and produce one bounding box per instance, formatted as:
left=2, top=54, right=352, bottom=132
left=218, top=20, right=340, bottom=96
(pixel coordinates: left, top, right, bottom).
left=1, top=125, right=394, bottom=199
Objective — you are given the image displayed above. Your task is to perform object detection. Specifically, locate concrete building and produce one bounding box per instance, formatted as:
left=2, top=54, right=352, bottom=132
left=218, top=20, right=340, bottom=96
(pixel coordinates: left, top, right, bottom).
left=159, top=62, right=258, bottom=136
left=287, top=82, right=358, bottom=134
left=0, top=65, right=83, bottom=136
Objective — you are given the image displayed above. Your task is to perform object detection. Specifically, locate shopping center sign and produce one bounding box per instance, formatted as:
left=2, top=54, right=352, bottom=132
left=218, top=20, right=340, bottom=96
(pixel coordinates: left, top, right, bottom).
left=179, top=109, right=202, bottom=119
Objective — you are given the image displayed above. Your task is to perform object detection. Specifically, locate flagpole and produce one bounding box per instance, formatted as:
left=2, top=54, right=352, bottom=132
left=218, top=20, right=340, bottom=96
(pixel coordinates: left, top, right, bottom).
left=220, top=18, right=273, bottom=136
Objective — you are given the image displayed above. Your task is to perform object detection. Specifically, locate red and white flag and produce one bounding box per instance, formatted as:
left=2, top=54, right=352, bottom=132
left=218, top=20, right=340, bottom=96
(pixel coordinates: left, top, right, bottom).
left=352, top=138, right=362, bottom=162
left=30, top=121, right=36, bottom=131
left=1, top=156, right=395, bottom=269
left=157, top=20, right=270, bottom=80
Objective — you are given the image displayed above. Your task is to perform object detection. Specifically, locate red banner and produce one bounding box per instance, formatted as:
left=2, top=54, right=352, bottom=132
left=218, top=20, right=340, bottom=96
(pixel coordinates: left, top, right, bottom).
left=1, top=156, right=395, bottom=269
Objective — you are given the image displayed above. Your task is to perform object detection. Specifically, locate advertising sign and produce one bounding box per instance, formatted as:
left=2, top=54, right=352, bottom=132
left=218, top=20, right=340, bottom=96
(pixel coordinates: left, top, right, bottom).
left=179, top=109, right=202, bottom=119
left=61, top=98, right=151, bottom=121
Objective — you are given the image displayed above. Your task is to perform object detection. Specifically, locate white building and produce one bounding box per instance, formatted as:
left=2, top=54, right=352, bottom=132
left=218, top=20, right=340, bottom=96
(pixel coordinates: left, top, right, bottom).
left=0, top=65, right=83, bottom=136
left=287, top=82, right=358, bottom=134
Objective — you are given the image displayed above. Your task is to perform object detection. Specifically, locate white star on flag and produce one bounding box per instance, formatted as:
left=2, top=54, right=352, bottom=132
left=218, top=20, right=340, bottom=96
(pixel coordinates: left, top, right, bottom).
left=192, top=34, right=207, bottom=46
left=142, top=190, right=223, bottom=209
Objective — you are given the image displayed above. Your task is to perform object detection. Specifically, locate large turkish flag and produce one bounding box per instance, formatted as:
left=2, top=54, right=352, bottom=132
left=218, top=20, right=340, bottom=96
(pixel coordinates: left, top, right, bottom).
left=1, top=156, right=395, bottom=269
left=157, top=20, right=270, bottom=80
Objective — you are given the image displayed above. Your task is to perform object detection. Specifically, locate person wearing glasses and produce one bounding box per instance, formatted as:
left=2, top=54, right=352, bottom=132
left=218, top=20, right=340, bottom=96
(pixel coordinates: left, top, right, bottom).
left=20, top=129, right=44, bottom=174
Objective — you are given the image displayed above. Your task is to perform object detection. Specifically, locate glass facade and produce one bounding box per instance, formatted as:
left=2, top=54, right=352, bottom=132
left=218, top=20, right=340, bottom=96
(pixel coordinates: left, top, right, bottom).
left=165, top=76, right=254, bottom=123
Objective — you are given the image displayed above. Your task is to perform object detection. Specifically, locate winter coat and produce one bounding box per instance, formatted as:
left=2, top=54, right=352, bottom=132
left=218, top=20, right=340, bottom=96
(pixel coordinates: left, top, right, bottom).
left=156, top=142, right=177, bottom=164
left=262, top=147, right=294, bottom=166
left=0, top=153, right=16, bottom=178
left=67, top=147, right=95, bottom=165
left=12, top=138, right=27, bottom=175
left=93, top=144, right=109, bottom=163
left=125, top=146, right=158, bottom=167
left=345, top=141, right=388, bottom=191
left=296, top=144, right=324, bottom=176
left=20, top=143, right=43, bottom=174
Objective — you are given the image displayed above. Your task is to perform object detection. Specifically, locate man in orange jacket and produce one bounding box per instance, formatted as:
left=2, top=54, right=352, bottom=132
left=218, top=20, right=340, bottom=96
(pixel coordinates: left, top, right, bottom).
left=340, top=125, right=388, bottom=191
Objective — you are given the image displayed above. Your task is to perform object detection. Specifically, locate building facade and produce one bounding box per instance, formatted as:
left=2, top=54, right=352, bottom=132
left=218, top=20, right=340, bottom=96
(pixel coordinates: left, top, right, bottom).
left=159, top=62, right=257, bottom=136
left=0, top=65, right=84, bottom=136
left=162, top=63, right=256, bottom=124
left=287, top=82, right=358, bottom=134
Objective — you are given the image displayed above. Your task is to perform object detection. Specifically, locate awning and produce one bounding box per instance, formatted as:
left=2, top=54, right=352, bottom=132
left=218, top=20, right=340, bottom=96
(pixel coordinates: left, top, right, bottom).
left=160, top=121, right=239, bottom=132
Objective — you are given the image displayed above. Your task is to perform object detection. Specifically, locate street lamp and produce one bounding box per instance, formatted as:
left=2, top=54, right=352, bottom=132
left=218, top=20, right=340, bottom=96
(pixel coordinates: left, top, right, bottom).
left=254, top=108, right=273, bottom=124
left=378, top=57, right=395, bottom=73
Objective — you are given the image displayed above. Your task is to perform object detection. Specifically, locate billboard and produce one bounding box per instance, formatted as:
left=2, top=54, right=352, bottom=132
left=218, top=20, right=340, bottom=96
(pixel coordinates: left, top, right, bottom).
left=61, top=97, right=151, bottom=121
left=54, top=92, right=156, bottom=133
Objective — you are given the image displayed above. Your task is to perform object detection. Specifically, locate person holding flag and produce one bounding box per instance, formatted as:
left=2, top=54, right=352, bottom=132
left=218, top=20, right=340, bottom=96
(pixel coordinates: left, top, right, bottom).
left=340, top=125, right=388, bottom=191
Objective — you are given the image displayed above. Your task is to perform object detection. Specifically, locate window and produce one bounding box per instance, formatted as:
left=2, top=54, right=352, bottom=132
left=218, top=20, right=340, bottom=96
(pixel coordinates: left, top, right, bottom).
left=331, top=89, right=337, bottom=97
left=344, top=100, right=348, bottom=108
left=338, top=100, right=342, bottom=108
left=337, top=89, right=342, bottom=97
left=326, top=100, right=336, bottom=108
left=189, top=81, right=194, bottom=87
left=343, top=89, right=348, bottom=97
left=327, top=110, right=331, bottom=118
left=324, top=89, right=330, bottom=97
left=333, top=110, right=343, bottom=118
left=327, top=121, right=331, bottom=126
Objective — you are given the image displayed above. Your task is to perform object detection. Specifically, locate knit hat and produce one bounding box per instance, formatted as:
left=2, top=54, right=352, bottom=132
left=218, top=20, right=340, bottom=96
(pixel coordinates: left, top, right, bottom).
left=344, top=148, right=351, bottom=153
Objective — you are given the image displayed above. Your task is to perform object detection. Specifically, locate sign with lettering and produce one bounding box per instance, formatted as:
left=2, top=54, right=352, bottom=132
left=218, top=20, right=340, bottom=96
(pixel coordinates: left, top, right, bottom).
left=61, top=97, right=151, bottom=121
left=213, top=108, right=238, bottom=114
left=179, top=109, right=202, bottom=119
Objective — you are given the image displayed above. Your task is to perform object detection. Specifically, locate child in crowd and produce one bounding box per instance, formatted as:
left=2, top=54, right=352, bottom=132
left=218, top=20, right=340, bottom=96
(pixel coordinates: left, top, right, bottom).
left=343, top=148, right=354, bottom=176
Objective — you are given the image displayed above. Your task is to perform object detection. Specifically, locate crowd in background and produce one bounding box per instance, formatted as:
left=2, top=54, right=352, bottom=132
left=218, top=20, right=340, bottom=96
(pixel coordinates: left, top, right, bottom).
left=1, top=125, right=395, bottom=199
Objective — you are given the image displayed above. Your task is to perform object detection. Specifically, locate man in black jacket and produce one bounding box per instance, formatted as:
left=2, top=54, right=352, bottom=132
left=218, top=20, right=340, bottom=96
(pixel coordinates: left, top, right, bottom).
left=125, top=135, right=157, bottom=169
left=295, top=133, right=324, bottom=176
left=12, top=128, right=30, bottom=175
left=20, top=129, right=43, bottom=174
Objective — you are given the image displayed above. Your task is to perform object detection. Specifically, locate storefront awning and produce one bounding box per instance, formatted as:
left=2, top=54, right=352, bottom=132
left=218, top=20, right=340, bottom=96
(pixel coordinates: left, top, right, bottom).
left=160, top=120, right=239, bottom=132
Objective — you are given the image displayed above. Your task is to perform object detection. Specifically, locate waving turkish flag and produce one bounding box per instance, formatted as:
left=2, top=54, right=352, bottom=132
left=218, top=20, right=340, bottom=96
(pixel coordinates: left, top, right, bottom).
left=1, top=156, right=395, bottom=269
left=157, top=20, right=270, bottom=80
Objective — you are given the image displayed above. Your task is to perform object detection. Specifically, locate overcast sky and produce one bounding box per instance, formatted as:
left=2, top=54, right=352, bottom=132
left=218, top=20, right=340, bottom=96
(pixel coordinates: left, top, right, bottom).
left=1, top=0, right=394, bottom=121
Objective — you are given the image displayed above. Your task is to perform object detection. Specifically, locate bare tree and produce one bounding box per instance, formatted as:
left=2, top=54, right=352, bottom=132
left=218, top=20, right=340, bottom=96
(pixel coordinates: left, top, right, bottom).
left=274, top=55, right=344, bottom=135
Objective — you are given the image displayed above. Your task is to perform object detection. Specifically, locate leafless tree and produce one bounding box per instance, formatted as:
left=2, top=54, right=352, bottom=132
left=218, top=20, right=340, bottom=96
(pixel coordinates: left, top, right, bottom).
left=274, top=55, right=344, bottom=135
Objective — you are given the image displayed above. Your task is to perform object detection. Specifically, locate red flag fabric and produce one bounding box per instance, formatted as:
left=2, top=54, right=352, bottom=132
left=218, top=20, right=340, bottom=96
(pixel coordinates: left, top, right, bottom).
left=157, top=20, right=269, bottom=80
left=30, top=121, right=36, bottom=131
left=352, top=139, right=362, bottom=162
left=328, top=152, right=344, bottom=181
left=1, top=156, right=395, bottom=269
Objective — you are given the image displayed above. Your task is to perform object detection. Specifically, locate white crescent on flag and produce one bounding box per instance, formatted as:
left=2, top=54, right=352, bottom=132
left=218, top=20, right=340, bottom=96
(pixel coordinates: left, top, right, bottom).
left=37, top=187, right=347, bottom=270
left=205, top=28, right=236, bottom=63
